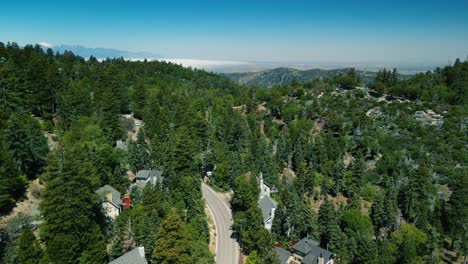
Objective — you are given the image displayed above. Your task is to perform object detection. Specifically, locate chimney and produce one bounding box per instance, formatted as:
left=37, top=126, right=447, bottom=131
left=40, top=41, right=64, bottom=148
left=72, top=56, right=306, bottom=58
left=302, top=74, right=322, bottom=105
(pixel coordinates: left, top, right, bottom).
left=318, top=253, right=324, bottom=264
left=138, top=246, right=145, bottom=258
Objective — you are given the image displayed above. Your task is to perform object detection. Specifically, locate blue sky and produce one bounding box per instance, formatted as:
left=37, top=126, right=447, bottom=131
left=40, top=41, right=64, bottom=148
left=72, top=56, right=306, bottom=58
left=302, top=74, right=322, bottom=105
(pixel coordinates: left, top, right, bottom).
left=1, top=0, right=467, bottom=65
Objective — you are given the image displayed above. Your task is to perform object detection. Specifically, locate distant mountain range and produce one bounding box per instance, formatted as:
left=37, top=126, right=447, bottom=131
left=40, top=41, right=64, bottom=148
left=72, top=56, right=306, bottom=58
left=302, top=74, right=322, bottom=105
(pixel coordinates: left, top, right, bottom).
left=39, top=44, right=161, bottom=59
left=223, top=67, right=402, bottom=87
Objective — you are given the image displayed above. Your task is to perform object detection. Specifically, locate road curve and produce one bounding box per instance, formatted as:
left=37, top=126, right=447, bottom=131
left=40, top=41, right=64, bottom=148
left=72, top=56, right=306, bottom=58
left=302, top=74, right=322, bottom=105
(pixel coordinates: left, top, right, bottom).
left=202, top=183, right=239, bottom=264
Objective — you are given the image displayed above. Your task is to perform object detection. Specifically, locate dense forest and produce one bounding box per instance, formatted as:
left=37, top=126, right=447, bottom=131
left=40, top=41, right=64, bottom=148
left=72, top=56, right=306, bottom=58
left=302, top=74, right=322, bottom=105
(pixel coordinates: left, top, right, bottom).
left=0, top=42, right=466, bottom=264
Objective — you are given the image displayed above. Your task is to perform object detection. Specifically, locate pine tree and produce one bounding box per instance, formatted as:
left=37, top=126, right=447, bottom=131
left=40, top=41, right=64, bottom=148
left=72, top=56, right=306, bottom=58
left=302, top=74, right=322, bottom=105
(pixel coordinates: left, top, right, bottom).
left=133, top=82, right=147, bottom=119
left=233, top=206, right=273, bottom=255
left=152, top=210, right=193, bottom=264
left=40, top=146, right=106, bottom=263
left=401, top=161, right=432, bottom=227
left=370, top=193, right=385, bottom=236
left=231, top=174, right=259, bottom=212
left=17, top=226, right=42, bottom=264
left=128, top=130, right=150, bottom=173
left=318, top=200, right=341, bottom=251
left=271, top=204, right=288, bottom=239
left=0, top=136, right=27, bottom=213
left=353, top=234, right=378, bottom=264
left=5, top=114, right=48, bottom=179
left=344, top=153, right=364, bottom=199
left=446, top=170, right=468, bottom=250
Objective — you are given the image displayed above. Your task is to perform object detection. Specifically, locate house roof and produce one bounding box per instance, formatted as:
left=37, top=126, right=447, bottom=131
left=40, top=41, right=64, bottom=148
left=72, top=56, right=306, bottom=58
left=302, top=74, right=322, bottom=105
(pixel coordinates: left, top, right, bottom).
left=292, top=237, right=334, bottom=263
left=135, top=170, right=164, bottom=188
left=292, top=237, right=319, bottom=256
left=301, top=247, right=334, bottom=264
left=136, top=170, right=163, bottom=180
left=258, top=195, right=278, bottom=223
left=109, top=247, right=148, bottom=264
left=96, top=185, right=121, bottom=207
left=275, top=247, right=292, bottom=264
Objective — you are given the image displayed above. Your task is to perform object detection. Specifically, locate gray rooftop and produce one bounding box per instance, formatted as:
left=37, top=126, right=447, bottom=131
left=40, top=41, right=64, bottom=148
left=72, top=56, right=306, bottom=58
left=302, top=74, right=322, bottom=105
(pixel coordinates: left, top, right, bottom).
left=136, top=170, right=163, bottom=180
left=109, top=247, right=148, bottom=264
left=258, top=195, right=278, bottom=223
left=135, top=170, right=164, bottom=188
left=292, top=237, right=334, bottom=263
left=275, top=247, right=292, bottom=264
left=96, top=185, right=121, bottom=207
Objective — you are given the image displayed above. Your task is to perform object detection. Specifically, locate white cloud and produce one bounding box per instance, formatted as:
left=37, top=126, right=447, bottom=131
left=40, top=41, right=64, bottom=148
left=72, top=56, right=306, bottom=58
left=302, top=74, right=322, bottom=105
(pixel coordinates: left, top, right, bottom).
left=37, top=42, right=54, bottom=48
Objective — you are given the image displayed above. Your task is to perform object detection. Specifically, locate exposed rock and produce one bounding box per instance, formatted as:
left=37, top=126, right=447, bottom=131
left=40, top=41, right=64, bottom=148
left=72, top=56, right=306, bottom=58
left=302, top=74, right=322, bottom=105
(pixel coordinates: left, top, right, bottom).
left=414, top=109, right=443, bottom=126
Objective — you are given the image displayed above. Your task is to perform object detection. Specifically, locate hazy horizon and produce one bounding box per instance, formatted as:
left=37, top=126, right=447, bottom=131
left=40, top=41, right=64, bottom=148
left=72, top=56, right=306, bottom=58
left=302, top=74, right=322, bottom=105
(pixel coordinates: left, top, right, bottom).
left=2, top=0, right=467, bottom=72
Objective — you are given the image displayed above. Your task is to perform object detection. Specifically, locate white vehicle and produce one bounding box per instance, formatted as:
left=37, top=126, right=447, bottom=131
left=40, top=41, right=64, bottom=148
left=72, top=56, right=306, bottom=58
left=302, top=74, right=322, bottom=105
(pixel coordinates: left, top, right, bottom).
left=135, top=121, right=140, bottom=126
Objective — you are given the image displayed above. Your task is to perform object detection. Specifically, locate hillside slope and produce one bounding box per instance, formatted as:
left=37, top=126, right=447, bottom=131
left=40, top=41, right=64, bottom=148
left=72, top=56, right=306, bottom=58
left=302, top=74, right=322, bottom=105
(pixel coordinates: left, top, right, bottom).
left=224, top=67, right=409, bottom=87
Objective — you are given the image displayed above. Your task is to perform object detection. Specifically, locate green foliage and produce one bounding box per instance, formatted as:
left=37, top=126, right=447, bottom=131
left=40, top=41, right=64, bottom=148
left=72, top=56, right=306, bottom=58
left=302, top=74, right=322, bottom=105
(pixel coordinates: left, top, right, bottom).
left=39, top=147, right=106, bottom=264
left=128, top=131, right=150, bottom=172
left=391, top=223, right=428, bottom=264
left=245, top=251, right=262, bottom=264
left=318, top=200, right=341, bottom=251
left=231, top=174, right=259, bottom=212
left=446, top=170, right=468, bottom=253
left=341, top=209, right=373, bottom=237
left=233, top=207, right=273, bottom=255
left=152, top=210, right=193, bottom=264
left=400, top=161, right=434, bottom=227
left=5, top=114, right=49, bottom=179
left=370, top=61, right=468, bottom=104
left=1, top=42, right=466, bottom=263
left=0, top=136, right=27, bottom=214
left=17, top=226, right=42, bottom=264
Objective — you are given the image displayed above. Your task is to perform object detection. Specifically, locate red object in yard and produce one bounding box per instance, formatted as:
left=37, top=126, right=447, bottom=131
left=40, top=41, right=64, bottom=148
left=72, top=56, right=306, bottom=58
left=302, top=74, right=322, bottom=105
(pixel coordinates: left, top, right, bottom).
left=122, top=194, right=131, bottom=210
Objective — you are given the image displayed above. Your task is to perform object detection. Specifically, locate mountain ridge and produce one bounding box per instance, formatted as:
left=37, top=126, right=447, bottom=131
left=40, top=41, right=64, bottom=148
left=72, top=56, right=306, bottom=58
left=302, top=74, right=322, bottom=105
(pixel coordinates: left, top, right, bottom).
left=223, top=67, right=411, bottom=87
left=38, top=43, right=161, bottom=59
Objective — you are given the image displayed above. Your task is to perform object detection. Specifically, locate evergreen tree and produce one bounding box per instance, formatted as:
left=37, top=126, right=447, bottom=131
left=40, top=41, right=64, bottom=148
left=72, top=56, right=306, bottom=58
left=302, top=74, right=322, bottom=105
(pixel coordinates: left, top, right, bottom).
left=39, top=146, right=106, bottom=264
left=446, top=170, right=468, bottom=250
left=401, top=161, right=433, bottom=227
left=5, top=114, right=49, bottom=179
left=352, top=235, right=378, bottom=264
left=231, top=174, right=259, bottom=213
left=17, top=226, right=42, bottom=264
left=318, top=200, right=341, bottom=251
left=128, top=130, right=150, bottom=173
left=133, top=82, right=147, bottom=119
left=0, top=136, right=27, bottom=213
left=152, top=210, right=193, bottom=264
left=370, top=193, right=385, bottom=236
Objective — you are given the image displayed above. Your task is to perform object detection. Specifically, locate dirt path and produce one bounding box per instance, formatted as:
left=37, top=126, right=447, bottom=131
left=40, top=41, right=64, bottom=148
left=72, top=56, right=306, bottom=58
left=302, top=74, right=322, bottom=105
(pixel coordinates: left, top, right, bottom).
left=0, top=179, right=43, bottom=228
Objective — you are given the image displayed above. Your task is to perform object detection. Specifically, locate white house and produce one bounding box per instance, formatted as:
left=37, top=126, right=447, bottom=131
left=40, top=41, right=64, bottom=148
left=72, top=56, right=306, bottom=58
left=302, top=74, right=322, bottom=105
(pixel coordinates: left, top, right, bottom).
left=96, top=185, right=122, bottom=219
left=258, top=172, right=278, bottom=232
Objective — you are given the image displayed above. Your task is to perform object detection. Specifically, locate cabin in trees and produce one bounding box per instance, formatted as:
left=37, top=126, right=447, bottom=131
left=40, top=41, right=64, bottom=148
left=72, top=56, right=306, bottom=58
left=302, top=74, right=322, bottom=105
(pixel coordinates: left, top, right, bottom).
left=109, top=246, right=148, bottom=264
left=134, top=170, right=164, bottom=188
left=275, top=237, right=335, bottom=264
left=96, top=185, right=122, bottom=219
left=258, top=173, right=278, bottom=232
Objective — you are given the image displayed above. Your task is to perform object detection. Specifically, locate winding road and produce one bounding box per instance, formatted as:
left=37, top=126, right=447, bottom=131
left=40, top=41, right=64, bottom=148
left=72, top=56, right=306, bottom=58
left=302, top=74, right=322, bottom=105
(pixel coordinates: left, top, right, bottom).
left=202, top=183, right=239, bottom=264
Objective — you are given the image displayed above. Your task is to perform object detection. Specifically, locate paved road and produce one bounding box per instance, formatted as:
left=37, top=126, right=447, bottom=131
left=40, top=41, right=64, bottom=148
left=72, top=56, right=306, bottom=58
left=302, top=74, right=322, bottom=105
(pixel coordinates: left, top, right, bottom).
left=202, top=183, right=239, bottom=264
